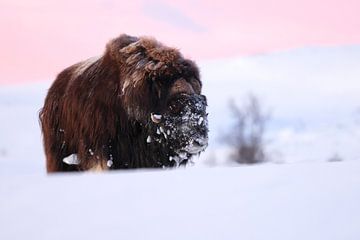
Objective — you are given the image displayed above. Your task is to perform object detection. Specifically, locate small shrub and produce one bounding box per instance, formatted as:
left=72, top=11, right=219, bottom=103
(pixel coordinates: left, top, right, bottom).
left=226, top=94, right=269, bottom=164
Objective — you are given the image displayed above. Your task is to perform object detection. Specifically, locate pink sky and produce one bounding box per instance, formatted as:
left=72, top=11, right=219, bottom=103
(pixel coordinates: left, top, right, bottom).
left=1, top=0, right=360, bottom=84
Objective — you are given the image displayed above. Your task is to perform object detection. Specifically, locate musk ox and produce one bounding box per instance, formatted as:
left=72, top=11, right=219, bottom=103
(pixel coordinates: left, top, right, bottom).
left=39, top=34, right=209, bottom=172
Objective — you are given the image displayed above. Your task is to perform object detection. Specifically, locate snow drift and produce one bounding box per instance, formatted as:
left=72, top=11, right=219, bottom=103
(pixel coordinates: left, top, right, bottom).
left=1, top=161, right=360, bottom=240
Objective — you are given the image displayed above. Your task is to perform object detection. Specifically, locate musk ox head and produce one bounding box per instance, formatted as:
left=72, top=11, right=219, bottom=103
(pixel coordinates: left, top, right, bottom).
left=108, top=35, right=209, bottom=166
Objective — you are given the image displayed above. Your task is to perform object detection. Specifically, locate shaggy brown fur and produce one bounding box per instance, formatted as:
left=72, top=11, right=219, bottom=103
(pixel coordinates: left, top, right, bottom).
left=39, top=34, right=208, bottom=172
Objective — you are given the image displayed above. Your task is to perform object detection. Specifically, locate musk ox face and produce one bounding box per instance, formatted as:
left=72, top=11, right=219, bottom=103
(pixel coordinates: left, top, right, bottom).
left=147, top=90, right=209, bottom=166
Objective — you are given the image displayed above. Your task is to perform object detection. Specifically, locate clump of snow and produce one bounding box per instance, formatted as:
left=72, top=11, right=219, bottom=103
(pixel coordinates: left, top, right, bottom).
left=107, top=160, right=113, bottom=167
left=198, top=116, right=204, bottom=125
left=62, top=154, right=79, bottom=165
left=88, top=149, right=94, bottom=156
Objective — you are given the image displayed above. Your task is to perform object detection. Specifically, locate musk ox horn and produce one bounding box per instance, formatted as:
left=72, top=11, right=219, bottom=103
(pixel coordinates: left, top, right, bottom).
left=151, top=113, right=162, bottom=123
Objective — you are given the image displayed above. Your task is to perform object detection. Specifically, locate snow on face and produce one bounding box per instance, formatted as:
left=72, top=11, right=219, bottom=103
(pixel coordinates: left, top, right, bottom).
left=148, top=94, right=209, bottom=166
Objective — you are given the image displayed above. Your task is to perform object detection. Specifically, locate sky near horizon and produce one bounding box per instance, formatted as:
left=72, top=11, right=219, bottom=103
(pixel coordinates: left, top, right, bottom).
left=1, top=0, right=360, bottom=84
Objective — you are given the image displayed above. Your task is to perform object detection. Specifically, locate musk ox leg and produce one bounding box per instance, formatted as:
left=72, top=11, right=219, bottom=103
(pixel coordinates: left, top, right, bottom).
left=42, top=130, right=79, bottom=173
left=40, top=107, right=79, bottom=173
left=39, top=67, right=81, bottom=173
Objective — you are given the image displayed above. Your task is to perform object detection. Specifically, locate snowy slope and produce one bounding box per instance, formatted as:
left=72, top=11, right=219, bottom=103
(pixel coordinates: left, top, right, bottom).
left=1, top=161, right=360, bottom=240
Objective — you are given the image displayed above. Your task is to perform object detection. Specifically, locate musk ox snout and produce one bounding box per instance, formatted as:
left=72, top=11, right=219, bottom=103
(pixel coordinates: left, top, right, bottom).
left=148, top=94, right=209, bottom=166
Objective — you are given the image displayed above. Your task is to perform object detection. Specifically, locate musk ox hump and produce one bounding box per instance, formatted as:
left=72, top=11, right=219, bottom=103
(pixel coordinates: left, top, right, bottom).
left=108, top=35, right=182, bottom=72
left=72, top=56, right=101, bottom=79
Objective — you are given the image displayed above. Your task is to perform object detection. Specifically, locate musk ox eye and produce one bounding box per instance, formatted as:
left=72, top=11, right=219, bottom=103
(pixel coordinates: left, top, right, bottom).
left=168, top=93, right=190, bottom=114
left=190, top=78, right=201, bottom=94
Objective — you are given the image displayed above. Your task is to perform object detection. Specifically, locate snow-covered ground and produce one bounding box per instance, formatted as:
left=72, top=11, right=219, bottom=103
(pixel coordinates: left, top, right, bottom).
left=1, top=161, right=360, bottom=240
left=0, top=46, right=360, bottom=239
